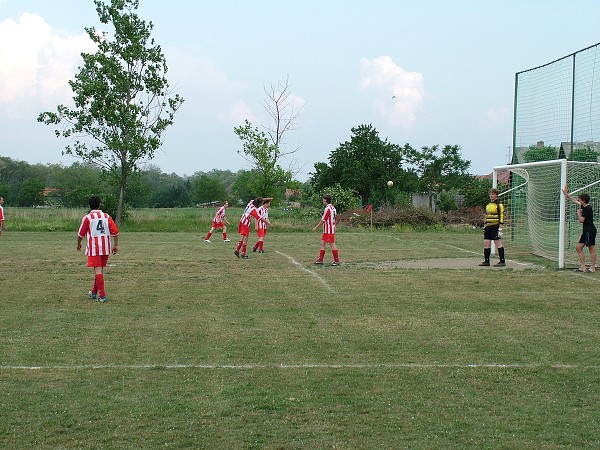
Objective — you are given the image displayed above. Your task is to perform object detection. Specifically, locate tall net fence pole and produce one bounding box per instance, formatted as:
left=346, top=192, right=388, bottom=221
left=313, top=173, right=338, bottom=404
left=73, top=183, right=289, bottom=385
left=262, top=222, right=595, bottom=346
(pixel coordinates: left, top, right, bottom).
left=513, top=42, right=600, bottom=165
left=508, top=42, right=600, bottom=268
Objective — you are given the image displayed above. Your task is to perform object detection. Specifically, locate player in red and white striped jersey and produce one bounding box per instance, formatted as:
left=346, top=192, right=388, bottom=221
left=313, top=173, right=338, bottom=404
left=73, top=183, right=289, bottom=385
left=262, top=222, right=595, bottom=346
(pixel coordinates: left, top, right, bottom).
left=77, top=196, right=119, bottom=302
left=234, top=197, right=270, bottom=258
left=252, top=199, right=273, bottom=253
left=205, top=201, right=230, bottom=242
left=0, top=196, right=5, bottom=238
left=311, top=194, right=340, bottom=266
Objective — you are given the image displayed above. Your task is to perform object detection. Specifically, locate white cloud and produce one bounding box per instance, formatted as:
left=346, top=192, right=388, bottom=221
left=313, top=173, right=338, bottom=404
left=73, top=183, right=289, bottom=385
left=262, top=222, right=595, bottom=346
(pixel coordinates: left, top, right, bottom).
left=164, top=48, right=260, bottom=127
left=0, top=13, right=95, bottom=118
left=217, top=99, right=259, bottom=126
left=358, top=55, right=424, bottom=128
left=481, top=106, right=511, bottom=130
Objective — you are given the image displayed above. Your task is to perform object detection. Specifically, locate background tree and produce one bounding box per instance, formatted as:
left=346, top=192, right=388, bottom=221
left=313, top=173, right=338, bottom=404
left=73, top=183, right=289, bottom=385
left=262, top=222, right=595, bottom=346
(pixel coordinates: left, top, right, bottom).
left=48, top=162, right=104, bottom=207
left=522, top=145, right=558, bottom=163
left=201, top=169, right=237, bottom=190
left=309, top=183, right=358, bottom=213
left=406, top=144, right=471, bottom=208
left=462, top=177, right=492, bottom=208
left=263, top=76, right=302, bottom=161
left=230, top=169, right=262, bottom=204
left=146, top=172, right=191, bottom=208
left=191, top=175, right=227, bottom=205
left=0, top=157, right=51, bottom=206
left=234, top=77, right=301, bottom=201
left=311, top=124, right=411, bottom=206
left=16, top=179, right=45, bottom=207
left=37, top=0, right=184, bottom=224
left=234, top=120, right=291, bottom=199
left=570, top=147, right=599, bottom=162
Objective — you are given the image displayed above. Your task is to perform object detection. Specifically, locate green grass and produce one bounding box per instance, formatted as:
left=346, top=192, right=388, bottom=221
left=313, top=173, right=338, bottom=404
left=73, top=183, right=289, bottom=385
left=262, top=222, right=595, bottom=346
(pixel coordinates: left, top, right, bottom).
left=1, top=230, right=599, bottom=448
left=4, top=206, right=323, bottom=232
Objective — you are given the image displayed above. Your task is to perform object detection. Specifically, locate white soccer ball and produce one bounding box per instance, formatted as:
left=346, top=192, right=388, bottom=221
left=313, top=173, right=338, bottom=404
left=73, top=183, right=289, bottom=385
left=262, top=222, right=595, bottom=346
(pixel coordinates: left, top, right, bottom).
left=387, top=180, right=393, bottom=188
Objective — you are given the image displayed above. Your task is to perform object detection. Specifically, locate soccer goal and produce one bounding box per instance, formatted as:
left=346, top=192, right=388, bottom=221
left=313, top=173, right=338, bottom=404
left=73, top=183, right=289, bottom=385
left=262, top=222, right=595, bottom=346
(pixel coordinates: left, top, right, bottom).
left=492, top=159, right=600, bottom=268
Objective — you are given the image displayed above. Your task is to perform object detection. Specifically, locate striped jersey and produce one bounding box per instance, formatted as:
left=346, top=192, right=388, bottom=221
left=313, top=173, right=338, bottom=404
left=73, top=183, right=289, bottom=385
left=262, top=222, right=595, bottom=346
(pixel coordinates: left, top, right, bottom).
left=256, top=206, right=269, bottom=230
left=0, top=204, right=4, bottom=222
left=213, top=205, right=226, bottom=223
left=484, top=201, right=504, bottom=227
left=321, top=203, right=336, bottom=234
left=78, top=209, right=119, bottom=256
left=239, top=201, right=260, bottom=227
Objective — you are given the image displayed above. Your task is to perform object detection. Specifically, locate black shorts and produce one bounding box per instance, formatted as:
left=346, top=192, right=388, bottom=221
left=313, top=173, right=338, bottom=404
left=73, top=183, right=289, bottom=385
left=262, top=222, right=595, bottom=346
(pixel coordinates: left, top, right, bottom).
left=579, top=228, right=597, bottom=247
left=483, top=226, right=501, bottom=241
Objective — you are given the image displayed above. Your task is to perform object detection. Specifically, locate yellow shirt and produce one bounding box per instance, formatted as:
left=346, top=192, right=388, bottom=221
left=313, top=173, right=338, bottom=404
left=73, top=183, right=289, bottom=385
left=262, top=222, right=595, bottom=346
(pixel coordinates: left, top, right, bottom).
left=485, top=201, right=504, bottom=227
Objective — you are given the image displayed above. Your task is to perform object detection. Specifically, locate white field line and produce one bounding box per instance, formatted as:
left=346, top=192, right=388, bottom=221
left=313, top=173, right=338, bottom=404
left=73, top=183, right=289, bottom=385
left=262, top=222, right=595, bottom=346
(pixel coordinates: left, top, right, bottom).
left=443, top=244, right=600, bottom=277
left=276, top=250, right=335, bottom=292
left=441, top=244, right=541, bottom=268
left=1, top=363, right=599, bottom=371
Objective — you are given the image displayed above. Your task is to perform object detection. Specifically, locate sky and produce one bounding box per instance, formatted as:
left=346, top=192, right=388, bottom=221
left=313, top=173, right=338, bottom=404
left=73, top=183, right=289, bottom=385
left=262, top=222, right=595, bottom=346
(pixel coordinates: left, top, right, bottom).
left=2, top=0, right=600, bottom=181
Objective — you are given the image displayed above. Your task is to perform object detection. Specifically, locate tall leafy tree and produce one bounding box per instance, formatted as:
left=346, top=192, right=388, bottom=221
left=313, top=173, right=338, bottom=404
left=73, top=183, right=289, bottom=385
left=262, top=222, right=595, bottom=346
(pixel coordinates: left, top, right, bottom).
left=234, top=120, right=291, bottom=199
left=406, top=144, right=471, bottom=202
left=191, top=175, right=227, bottom=205
left=0, top=157, right=51, bottom=205
left=231, top=169, right=262, bottom=204
left=37, top=0, right=184, bottom=224
left=48, top=162, right=104, bottom=207
left=312, top=124, right=411, bottom=206
left=16, top=179, right=45, bottom=207
left=263, top=76, right=303, bottom=160
left=234, top=77, right=300, bottom=200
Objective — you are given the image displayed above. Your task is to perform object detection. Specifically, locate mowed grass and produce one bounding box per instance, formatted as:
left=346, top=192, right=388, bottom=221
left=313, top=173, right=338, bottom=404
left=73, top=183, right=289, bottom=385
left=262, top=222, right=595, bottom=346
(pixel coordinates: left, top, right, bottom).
left=1, top=230, right=600, bottom=449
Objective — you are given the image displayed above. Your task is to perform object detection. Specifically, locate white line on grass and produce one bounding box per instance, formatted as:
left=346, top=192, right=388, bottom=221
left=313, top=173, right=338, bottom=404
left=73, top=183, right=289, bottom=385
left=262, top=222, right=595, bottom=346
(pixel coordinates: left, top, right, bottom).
left=443, top=244, right=598, bottom=276
left=276, top=250, right=335, bottom=292
left=441, top=244, right=540, bottom=268
left=572, top=270, right=600, bottom=282
left=2, top=363, right=599, bottom=370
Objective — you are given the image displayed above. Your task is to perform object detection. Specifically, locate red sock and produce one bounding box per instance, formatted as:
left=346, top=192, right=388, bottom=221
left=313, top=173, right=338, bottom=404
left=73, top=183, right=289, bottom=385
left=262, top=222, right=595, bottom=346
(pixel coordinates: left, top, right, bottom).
left=242, top=244, right=247, bottom=255
left=253, top=242, right=259, bottom=251
left=223, top=232, right=227, bottom=240
left=95, top=273, right=105, bottom=298
left=259, top=241, right=264, bottom=251
left=319, top=250, right=325, bottom=261
left=236, top=240, right=242, bottom=251
left=332, top=249, right=339, bottom=262
left=205, top=232, right=212, bottom=240
left=91, top=278, right=98, bottom=295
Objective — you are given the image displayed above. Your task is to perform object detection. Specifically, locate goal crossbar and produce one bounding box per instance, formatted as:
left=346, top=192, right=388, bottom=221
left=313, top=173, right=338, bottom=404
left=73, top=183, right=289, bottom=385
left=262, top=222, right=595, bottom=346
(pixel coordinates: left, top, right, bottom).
left=493, top=159, right=600, bottom=268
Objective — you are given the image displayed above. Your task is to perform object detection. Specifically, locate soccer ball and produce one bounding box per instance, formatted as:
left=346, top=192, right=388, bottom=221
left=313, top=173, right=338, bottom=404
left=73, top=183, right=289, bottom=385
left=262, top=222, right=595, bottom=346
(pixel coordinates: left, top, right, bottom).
left=387, top=180, right=393, bottom=188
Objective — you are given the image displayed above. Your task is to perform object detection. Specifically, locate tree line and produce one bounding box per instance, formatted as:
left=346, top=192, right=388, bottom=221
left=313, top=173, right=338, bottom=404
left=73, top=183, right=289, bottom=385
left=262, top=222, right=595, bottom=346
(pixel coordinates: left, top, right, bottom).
left=1, top=120, right=495, bottom=218
left=0, top=156, right=289, bottom=210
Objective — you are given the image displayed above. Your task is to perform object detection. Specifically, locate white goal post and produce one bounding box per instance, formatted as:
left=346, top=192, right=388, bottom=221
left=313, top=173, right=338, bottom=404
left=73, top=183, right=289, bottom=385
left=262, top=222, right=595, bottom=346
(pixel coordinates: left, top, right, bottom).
left=492, top=159, right=600, bottom=269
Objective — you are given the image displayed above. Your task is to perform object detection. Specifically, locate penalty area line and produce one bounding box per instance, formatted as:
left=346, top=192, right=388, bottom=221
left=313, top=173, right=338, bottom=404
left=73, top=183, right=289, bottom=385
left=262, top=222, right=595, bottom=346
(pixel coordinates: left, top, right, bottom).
left=1, top=363, right=599, bottom=371
left=441, top=244, right=538, bottom=268
left=276, top=250, right=335, bottom=292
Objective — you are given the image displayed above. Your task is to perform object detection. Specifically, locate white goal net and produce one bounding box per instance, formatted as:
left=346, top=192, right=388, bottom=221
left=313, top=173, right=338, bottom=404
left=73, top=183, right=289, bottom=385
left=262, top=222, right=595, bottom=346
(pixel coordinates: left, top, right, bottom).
left=493, top=159, right=600, bottom=268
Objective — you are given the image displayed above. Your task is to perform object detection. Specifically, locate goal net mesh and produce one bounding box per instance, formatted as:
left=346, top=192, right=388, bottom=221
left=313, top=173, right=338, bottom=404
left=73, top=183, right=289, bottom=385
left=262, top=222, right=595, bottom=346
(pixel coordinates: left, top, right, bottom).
left=496, top=161, right=600, bottom=267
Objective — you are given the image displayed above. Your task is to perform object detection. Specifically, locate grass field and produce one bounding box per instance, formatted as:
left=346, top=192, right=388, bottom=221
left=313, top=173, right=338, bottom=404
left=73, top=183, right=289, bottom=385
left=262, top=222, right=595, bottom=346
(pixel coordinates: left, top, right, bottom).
left=1, top=228, right=600, bottom=448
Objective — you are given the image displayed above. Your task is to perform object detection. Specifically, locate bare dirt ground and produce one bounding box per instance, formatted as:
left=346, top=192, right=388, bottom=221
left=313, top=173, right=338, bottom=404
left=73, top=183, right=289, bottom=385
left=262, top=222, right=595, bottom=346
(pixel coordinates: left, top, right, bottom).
left=349, top=257, right=543, bottom=271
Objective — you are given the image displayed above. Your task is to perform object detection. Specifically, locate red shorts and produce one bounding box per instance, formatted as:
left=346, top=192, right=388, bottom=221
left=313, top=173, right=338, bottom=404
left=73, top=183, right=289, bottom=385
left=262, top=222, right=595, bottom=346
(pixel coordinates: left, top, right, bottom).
left=257, top=229, right=266, bottom=238
left=212, top=221, right=224, bottom=229
left=321, top=233, right=335, bottom=243
left=238, top=223, right=251, bottom=236
left=87, top=254, right=109, bottom=268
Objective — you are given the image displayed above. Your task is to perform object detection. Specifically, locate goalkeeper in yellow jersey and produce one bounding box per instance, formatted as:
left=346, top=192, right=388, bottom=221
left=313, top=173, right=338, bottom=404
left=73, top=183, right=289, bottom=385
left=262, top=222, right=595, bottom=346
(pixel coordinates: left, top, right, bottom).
left=479, top=188, right=506, bottom=267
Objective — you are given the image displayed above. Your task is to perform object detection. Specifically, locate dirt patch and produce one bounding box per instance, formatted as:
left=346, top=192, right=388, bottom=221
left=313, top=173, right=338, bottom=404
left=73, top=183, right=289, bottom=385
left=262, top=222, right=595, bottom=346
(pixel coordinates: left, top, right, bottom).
left=349, top=257, right=543, bottom=271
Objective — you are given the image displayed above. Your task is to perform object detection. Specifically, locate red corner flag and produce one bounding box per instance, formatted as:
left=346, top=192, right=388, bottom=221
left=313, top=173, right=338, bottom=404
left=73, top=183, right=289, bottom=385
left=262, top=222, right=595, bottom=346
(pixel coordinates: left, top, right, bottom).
left=366, top=204, right=373, bottom=212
